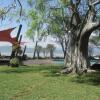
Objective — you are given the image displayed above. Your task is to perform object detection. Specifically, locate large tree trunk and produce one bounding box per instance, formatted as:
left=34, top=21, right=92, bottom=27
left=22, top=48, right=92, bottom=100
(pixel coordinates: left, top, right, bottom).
left=61, top=0, right=100, bottom=75
left=61, top=33, right=89, bottom=74
left=62, top=26, right=100, bottom=75
left=75, top=32, right=90, bottom=74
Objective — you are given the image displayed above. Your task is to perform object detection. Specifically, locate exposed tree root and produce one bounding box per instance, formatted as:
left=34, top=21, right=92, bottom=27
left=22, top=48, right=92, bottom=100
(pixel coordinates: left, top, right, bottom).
left=60, top=67, right=73, bottom=74
left=60, top=67, right=87, bottom=76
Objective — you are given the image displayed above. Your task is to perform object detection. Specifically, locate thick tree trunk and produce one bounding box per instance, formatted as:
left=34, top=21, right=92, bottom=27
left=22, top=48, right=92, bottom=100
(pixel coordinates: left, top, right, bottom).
left=62, top=33, right=89, bottom=75
left=62, top=32, right=77, bottom=74
left=62, top=27, right=100, bottom=75
left=33, top=41, right=38, bottom=59
left=75, top=34, right=89, bottom=74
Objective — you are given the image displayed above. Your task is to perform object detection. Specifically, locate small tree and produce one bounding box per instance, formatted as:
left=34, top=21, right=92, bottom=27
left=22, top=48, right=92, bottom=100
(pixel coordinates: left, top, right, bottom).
left=47, top=7, right=69, bottom=58
left=46, top=44, right=55, bottom=59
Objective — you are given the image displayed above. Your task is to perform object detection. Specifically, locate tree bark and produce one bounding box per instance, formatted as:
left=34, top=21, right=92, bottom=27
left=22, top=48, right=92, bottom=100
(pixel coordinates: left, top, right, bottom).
left=61, top=0, right=100, bottom=75
left=37, top=51, right=40, bottom=59
left=50, top=50, right=53, bottom=59
left=62, top=24, right=100, bottom=75
left=33, top=41, right=38, bottom=59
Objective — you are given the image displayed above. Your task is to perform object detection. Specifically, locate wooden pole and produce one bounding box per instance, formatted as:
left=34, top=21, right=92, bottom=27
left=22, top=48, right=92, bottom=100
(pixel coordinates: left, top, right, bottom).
left=16, top=24, right=22, bottom=41
left=19, top=35, right=22, bottom=44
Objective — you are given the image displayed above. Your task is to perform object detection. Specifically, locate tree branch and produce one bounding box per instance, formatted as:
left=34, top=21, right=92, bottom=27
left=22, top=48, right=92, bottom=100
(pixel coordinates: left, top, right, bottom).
left=81, top=20, right=100, bottom=37
left=0, top=4, right=16, bottom=20
left=90, top=21, right=100, bottom=31
left=92, top=0, right=100, bottom=6
left=70, top=0, right=81, bottom=27
left=17, top=0, right=22, bottom=16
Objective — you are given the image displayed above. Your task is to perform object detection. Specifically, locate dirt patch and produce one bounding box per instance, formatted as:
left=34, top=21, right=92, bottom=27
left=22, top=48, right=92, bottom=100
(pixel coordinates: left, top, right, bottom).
left=22, top=59, right=54, bottom=66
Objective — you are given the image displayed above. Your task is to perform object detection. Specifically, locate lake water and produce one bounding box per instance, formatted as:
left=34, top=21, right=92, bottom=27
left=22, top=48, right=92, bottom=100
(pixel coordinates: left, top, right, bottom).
left=0, top=46, right=99, bottom=58
left=0, top=46, right=99, bottom=66
left=53, top=59, right=98, bottom=66
left=0, top=46, right=64, bottom=58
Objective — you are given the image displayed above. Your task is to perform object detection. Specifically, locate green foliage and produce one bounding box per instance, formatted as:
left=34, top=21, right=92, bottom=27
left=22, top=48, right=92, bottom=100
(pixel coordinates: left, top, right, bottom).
left=0, top=8, right=5, bottom=15
left=28, top=10, right=38, bottom=30
left=60, top=0, right=70, bottom=6
left=46, top=44, right=55, bottom=52
left=26, top=10, right=38, bottom=38
left=26, top=0, right=69, bottom=41
left=26, top=28, right=33, bottom=38
left=0, top=8, right=6, bottom=20
left=26, top=2, right=46, bottom=40
left=0, top=1, right=27, bottom=21
left=10, top=57, right=20, bottom=67
left=49, top=22, right=61, bottom=35
left=28, top=10, right=37, bottom=20
left=51, top=8, right=62, bottom=17
left=47, top=7, right=68, bottom=42
left=36, top=0, right=45, bottom=12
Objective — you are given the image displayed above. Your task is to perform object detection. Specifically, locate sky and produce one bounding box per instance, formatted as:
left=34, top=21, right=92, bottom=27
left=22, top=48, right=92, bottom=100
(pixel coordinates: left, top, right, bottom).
left=0, top=0, right=61, bottom=49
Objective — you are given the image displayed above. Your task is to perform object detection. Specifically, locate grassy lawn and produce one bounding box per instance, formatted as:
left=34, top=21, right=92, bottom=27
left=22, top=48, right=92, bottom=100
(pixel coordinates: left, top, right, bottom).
left=0, top=65, right=100, bottom=100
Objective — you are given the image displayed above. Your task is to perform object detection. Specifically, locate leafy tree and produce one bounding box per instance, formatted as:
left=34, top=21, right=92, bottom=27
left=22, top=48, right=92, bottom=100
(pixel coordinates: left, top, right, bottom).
left=32, top=0, right=100, bottom=74
left=47, top=6, right=70, bottom=58
left=26, top=0, right=47, bottom=58
left=60, top=0, right=100, bottom=74
left=26, top=0, right=100, bottom=74
left=46, top=44, right=55, bottom=58
left=0, top=0, right=23, bottom=21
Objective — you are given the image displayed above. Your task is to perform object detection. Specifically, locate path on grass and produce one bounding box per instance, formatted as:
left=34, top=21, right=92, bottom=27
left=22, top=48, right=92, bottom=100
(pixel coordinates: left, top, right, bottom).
left=23, top=59, right=54, bottom=66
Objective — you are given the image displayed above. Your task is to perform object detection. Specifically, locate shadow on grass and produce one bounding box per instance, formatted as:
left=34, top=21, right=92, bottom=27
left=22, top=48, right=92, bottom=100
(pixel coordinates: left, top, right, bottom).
left=0, top=65, right=61, bottom=77
left=71, top=71, right=100, bottom=86
left=43, top=68, right=61, bottom=77
left=0, top=65, right=100, bottom=85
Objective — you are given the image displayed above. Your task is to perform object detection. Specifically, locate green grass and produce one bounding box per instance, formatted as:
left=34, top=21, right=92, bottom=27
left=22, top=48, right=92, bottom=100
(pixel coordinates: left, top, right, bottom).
left=0, top=65, right=100, bottom=100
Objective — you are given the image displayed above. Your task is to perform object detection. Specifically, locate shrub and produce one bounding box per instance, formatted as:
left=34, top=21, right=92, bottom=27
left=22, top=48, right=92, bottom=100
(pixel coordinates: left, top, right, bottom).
left=10, top=57, right=20, bottom=67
